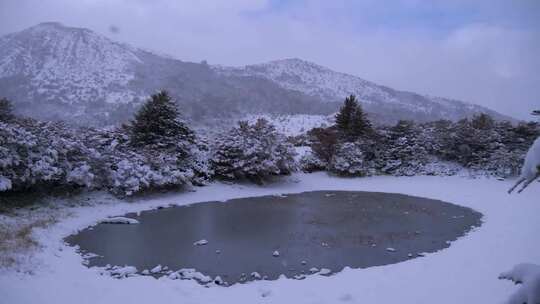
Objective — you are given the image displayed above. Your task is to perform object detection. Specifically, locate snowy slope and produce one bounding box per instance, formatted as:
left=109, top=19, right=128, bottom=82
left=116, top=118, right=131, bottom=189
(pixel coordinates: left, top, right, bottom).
left=215, top=58, right=513, bottom=123
left=216, top=58, right=392, bottom=104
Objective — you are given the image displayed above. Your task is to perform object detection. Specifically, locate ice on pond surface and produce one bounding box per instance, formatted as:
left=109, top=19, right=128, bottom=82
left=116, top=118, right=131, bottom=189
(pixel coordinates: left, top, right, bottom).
left=66, top=191, right=482, bottom=285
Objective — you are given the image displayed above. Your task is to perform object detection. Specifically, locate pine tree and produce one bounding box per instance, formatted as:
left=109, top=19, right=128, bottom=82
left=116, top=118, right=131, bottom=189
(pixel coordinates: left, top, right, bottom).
left=335, top=95, right=371, bottom=140
left=471, top=113, right=494, bottom=130
left=335, top=95, right=357, bottom=134
left=350, top=102, right=372, bottom=137
left=0, top=98, right=14, bottom=121
left=129, top=90, right=194, bottom=148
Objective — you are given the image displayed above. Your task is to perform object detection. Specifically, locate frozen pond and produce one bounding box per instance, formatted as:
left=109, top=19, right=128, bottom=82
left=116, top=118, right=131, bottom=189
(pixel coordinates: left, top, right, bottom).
left=66, top=191, right=482, bottom=285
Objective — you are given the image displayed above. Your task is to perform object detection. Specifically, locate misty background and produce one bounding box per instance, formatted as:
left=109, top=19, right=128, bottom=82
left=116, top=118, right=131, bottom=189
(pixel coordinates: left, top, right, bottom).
left=0, top=0, right=538, bottom=120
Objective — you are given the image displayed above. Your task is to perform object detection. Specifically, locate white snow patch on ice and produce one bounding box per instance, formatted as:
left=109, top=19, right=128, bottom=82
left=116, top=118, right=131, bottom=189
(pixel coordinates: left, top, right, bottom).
left=98, top=217, right=139, bottom=224
left=193, top=239, right=208, bottom=246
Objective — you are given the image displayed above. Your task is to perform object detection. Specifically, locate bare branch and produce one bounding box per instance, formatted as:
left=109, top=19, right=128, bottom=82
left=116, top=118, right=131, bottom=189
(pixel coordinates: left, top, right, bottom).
left=508, top=177, right=526, bottom=194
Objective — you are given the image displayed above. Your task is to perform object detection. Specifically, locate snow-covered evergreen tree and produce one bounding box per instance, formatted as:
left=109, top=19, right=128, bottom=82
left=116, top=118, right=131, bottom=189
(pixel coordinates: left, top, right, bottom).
left=211, top=119, right=296, bottom=183
left=129, top=90, right=194, bottom=150
left=379, top=120, right=429, bottom=176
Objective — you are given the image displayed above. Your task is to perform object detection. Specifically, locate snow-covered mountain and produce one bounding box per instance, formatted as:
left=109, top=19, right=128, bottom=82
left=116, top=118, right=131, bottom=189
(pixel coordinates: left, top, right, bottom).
left=0, top=22, right=142, bottom=105
left=0, top=22, right=148, bottom=123
left=214, top=58, right=512, bottom=123
left=0, top=22, right=513, bottom=126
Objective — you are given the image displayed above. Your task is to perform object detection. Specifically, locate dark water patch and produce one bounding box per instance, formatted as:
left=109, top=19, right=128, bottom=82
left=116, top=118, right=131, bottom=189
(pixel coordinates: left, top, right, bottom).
left=66, top=191, right=482, bottom=285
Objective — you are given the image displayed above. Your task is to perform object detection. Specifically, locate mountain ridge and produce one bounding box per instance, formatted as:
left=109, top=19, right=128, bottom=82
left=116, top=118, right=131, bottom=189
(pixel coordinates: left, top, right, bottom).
left=213, top=58, right=512, bottom=123
left=0, top=22, right=514, bottom=126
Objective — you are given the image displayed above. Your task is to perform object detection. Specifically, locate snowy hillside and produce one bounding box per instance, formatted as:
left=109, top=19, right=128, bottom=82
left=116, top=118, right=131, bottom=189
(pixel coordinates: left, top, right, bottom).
left=216, top=58, right=390, bottom=104
left=215, top=59, right=513, bottom=123
left=0, top=22, right=143, bottom=107
left=245, top=114, right=334, bottom=136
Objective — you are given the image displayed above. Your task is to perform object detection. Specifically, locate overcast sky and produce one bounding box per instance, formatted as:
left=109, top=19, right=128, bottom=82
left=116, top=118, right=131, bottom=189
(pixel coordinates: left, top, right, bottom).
left=1, top=0, right=539, bottom=119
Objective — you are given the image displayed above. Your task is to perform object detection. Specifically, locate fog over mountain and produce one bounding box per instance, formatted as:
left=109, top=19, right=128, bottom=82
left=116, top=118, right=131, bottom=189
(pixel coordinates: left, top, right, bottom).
left=0, top=22, right=514, bottom=126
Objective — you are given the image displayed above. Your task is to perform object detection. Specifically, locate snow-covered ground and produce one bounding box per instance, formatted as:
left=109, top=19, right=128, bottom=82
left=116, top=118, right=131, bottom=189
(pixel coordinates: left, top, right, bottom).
left=245, top=114, right=333, bottom=136
left=0, top=173, right=539, bottom=304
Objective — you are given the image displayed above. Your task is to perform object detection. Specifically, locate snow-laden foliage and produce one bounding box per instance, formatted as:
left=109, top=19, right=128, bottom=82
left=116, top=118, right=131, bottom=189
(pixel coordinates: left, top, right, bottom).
left=329, top=142, right=374, bottom=176
left=211, top=119, right=297, bottom=183
left=0, top=119, right=98, bottom=191
left=499, top=263, right=540, bottom=304
left=0, top=92, right=211, bottom=197
left=84, top=128, right=209, bottom=196
left=508, top=136, right=540, bottom=194
left=378, top=121, right=430, bottom=176
left=305, top=113, right=539, bottom=178
left=299, top=150, right=327, bottom=173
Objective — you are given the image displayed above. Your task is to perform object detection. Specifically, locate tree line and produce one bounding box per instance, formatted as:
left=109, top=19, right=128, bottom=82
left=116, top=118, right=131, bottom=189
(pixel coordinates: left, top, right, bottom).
left=0, top=92, right=538, bottom=201
left=301, top=95, right=539, bottom=178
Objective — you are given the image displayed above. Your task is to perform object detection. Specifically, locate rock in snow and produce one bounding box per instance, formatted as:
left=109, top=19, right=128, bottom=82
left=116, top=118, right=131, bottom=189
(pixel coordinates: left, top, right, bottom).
left=175, top=268, right=212, bottom=283
left=319, top=268, right=332, bottom=275
left=214, top=276, right=224, bottom=285
left=193, top=239, right=208, bottom=246
left=109, top=266, right=137, bottom=278
left=251, top=272, right=262, bottom=280
left=499, top=263, right=540, bottom=304
left=99, top=217, right=139, bottom=224
left=150, top=265, right=162, bottom=273
left=386, top=247, right=397, bottom=252
left=272, top=250, right=280, bottom=257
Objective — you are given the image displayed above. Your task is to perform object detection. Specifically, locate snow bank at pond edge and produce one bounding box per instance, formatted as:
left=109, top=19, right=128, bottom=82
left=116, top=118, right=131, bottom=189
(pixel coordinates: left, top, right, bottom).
left=0, top=173, right=539, bottom=304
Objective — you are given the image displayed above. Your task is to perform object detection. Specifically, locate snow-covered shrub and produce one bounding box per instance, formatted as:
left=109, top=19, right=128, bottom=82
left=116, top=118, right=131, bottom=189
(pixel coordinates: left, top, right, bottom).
left=84, top=127, right=209, bottom=196
left=420, top=117, right=538, bottom=178
left=308, top=127, right=339, bottom=164
left=329, top=142, right=373, bottom=176
left=299, top=150, right=327, bottom=172
left=0, top=92, right=211, bottom=197
left=211, top=119, right=297, bottom=183
left=372, top=121, right=429, bottom=176
left=0, top=119, right=94, bottom=191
